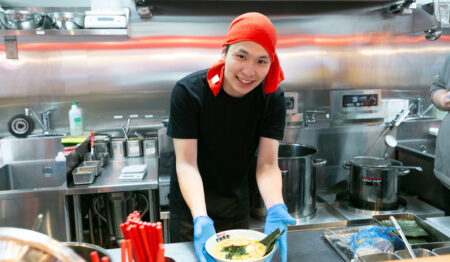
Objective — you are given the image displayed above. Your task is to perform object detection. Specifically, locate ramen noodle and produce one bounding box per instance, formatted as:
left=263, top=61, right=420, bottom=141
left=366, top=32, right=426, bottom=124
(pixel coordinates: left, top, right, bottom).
left=212, top=237, right=267, bottom=260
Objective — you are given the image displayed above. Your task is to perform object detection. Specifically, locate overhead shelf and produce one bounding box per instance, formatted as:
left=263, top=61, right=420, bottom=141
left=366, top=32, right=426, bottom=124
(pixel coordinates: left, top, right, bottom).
left=0, top=29, right=129, bottom=37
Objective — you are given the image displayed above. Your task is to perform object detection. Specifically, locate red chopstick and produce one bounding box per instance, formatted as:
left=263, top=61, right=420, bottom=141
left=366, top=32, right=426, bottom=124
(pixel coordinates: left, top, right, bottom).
left=156, top=243, right=165, bottom=262
left=121, top=223, right=131, bottom=240
left=127, top=225, right=146, bottom=262
left=142, top=225, right=155, bottom=262
left=101, top=257, right=110, bottom=262
left=126, top=239, right=133, bottom=262
left=156, top=224, right=163, bottom=247
left=122, top=211, right=167, bottom=262
left=152, top=223, right=159, bottom=262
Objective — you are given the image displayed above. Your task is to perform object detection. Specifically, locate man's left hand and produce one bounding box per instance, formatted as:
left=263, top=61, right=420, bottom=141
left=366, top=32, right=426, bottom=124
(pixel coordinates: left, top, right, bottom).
left=264, top=203, right=296, bottom=262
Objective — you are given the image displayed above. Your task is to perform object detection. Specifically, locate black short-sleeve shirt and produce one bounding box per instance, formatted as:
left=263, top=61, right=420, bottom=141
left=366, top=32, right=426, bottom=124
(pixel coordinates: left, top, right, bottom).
left=167, top=68, right=286, bottom=220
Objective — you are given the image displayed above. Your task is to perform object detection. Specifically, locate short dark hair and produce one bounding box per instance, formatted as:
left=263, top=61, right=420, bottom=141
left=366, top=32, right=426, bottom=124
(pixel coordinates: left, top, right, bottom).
left=224, top=45, right=230, bottom=55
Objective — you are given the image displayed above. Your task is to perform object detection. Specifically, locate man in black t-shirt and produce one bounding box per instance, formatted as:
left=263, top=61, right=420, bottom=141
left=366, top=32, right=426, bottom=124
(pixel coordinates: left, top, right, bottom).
left=167, top=13, right=296, bottom=262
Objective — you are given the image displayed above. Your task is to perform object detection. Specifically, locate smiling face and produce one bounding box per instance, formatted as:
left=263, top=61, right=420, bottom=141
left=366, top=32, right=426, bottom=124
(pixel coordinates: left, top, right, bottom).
left=222, top=41, right=271, bottom=98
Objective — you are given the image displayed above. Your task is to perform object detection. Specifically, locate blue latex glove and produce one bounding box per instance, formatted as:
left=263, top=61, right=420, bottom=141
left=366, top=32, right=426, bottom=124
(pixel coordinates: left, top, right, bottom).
left=264, top=204, right=296, bottom=262
left=193, top=216, right=216, bottom=262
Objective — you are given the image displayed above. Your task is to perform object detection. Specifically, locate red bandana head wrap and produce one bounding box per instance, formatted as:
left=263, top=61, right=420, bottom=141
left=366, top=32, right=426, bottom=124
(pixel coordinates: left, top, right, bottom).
left=207, top=12, right=284, bottom=97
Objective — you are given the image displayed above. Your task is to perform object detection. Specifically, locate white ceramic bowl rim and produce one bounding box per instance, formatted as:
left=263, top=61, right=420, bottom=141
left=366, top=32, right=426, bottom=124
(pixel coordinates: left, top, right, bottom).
left=205, top=229, right=276, bottom=262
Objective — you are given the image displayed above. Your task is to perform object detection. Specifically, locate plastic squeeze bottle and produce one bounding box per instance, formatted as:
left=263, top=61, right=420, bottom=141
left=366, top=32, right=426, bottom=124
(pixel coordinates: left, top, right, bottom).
left=69, top=102, right=83, bottom=136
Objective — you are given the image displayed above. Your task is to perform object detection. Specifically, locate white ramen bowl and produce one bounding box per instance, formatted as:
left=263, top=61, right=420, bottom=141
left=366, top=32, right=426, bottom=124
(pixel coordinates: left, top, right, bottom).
left=205, top=229, right=276, bottom=262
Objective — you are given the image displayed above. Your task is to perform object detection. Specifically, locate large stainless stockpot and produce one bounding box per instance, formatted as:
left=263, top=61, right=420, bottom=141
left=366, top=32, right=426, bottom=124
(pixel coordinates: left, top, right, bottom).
left=344, top=156, right=417, bottom=210
left=251, top=143, right=326, bottom=220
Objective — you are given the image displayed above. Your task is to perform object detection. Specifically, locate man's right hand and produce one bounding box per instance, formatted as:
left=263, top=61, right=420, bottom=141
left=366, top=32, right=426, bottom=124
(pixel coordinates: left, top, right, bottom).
left=433, top=90, right=450, bottom=111
left=193, top=216, right=216, bottom=262
left=441, top=90, right=450, bottom=110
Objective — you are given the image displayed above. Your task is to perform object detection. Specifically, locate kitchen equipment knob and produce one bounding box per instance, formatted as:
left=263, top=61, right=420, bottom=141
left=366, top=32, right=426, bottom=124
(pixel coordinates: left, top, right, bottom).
left=368, top=96, right=377, bottom=106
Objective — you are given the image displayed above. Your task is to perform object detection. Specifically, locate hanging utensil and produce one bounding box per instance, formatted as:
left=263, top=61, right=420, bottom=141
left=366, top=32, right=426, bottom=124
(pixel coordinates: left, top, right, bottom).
left=125, top=118, right=131, bottom=136
left=363, top=103, right=416, bottom=156
left=390, top=216, right=416, bottom=259
left=121, top=125, right=129, bottom=141
left=383, top=135, right=398, bottom=159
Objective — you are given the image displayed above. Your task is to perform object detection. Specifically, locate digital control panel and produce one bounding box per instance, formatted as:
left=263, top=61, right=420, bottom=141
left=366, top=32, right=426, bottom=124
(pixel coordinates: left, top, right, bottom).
left=342, top=94, right=378, bottom=108
left=331, top=90, right=385, bottom=120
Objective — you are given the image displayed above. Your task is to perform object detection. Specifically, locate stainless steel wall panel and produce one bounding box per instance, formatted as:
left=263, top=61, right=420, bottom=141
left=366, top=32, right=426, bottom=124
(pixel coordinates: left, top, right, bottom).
left=298, top=124, right=397, bottom=191
left=0, top=12, right=448, bottom=138
left=0, top=136, right=64, bottom=162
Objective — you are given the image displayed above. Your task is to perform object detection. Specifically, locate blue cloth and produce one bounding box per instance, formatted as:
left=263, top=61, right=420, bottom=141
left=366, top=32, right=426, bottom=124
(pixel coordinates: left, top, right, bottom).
left=264, top=204, right=297, bottom=262
left=193, top=216, right=216, bottom=262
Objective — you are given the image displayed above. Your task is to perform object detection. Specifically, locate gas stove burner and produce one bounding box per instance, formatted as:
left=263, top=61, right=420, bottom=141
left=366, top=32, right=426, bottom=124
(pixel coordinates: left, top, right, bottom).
left=334, top=192, right=407, bottom=215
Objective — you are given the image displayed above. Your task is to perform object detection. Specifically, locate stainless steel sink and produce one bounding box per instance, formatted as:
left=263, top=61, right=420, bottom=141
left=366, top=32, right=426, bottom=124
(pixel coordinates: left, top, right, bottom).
left=397, top=138, right=436, bottom=159
left=0, top=136, right=70, bottom=242
left=0, top=160, right=69, bottom=241
left=0, top=160, right=66, bottom=191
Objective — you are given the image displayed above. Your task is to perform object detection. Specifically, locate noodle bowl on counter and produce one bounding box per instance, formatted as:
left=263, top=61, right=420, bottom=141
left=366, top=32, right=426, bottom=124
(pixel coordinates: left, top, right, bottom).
left=205, top=229, right=276, bottom=262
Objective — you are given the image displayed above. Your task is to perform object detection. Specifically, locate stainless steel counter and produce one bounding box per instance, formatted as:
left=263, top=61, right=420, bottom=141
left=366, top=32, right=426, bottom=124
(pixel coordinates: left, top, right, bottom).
left=67, top=156, right=159, bottom=195
left=68, top=156, right=159, bottom=242
left=249, top=200, right=348, bottom=230
left=105, top=215, right=450, bottom=261
left=106, top=226, right=346, bottom=262
left=319, top=192, right=445, bottom=222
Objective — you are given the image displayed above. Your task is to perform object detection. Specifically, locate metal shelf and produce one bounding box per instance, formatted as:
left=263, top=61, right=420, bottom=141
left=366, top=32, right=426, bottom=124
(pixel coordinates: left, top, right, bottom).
left=0, top=29, right=129, bottom=37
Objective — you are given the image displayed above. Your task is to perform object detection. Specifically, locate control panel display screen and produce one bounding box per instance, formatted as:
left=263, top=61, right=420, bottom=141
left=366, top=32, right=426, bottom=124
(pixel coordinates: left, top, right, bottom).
left=342, top=94, right=378, bottom=107
left=97, top=17, right=115, bottom=21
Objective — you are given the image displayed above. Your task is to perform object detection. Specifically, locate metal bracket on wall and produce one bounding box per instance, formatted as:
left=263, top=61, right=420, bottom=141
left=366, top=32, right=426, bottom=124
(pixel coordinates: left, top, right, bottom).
left=135, top=0, right=153, bottom=19
left=4, top=36, right=18, bottom=59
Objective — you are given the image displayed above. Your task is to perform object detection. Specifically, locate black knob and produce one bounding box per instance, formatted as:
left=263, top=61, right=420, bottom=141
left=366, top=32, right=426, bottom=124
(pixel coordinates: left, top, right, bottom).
left=368, top=96, right=377, bottom=106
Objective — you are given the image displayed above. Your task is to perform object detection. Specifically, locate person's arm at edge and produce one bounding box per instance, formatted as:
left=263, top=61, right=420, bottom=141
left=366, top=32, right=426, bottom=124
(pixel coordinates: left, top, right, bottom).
left=173, top=138, right=208, bottom=219
left=255, top=136, right=284, bottom=209
left=430, top=55, right=450, bottom=111
left=432, top=89, right=450, bottom=111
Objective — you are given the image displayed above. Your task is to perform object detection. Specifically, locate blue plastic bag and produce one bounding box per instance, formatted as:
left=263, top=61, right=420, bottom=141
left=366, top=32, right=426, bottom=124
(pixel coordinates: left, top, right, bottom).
left=350, top=227, right=395, bottom=257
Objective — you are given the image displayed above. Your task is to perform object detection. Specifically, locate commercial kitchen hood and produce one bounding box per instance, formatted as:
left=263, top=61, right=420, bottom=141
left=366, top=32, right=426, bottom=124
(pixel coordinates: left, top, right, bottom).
left=0, top=0, right=446, bottom=59
left=146, top=0, right=407, bottom=15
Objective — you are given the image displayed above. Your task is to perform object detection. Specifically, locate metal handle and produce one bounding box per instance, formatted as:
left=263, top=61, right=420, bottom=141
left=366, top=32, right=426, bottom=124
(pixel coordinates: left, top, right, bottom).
left=398, top=168, right=410, bottom=176
left=342, top=161, right=351, bottom=170
left=312, top=158, right=327, bottom=167
left=390, top=165, right=422, bottom=172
